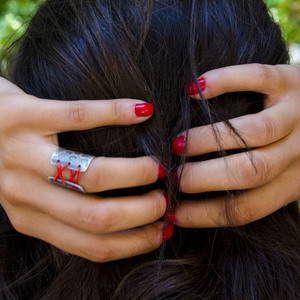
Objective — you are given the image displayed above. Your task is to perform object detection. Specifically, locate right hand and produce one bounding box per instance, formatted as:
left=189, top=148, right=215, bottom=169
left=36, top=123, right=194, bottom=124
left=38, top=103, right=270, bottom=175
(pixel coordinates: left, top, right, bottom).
left=174, top=64, right=300, bottom=228
left=0, top=77, right=166, bottom=262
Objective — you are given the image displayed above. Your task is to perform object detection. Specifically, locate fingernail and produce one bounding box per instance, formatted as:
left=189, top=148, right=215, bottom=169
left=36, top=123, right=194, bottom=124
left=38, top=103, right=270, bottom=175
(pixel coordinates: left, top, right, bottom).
left=158, top=165, right=166, bottom=179
left=172, top=136, right=185, bottom=155
left=185, top=77, right=206, bottom=95
left=163, top=223, right=174, bottom=241
left=163, top=209, right=176, bottom=223
left=135, top=103, right=154, bottom=117
left=169, top=209, right=176, bottom=223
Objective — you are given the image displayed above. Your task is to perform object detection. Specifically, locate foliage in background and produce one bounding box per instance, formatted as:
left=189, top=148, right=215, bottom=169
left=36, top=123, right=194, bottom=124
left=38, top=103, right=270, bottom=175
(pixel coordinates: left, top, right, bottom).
left=0, top=0, right=42, bottom=49
left=0, top=0, right=299, bottom=48
left=267, top=0, right=300, bottom=44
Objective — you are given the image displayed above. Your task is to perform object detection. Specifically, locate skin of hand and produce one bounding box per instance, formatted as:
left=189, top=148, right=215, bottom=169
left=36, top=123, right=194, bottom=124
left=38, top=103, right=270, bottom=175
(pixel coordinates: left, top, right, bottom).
left=174, top=64, right=300, bottom=228
left=0, top=77, right=167, bottom=262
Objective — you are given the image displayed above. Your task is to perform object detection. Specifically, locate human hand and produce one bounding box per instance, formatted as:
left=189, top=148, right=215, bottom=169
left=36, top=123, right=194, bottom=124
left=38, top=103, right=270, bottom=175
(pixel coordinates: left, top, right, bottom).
left=173, top=64, right=300, bottom=227
left=0, top=77, right=167, bottom=262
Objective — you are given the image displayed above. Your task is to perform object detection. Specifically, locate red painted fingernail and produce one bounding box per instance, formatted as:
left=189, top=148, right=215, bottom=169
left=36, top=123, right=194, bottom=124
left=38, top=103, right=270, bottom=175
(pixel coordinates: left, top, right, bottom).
left=185, top=77, right=206, bottom=95
left=164, top=209, right=176, bottom=223
left=169, top=209, right=176, bottom=223
left=135, top=103, right=154, bottom=117
left=158, top=165, right=166, bottom=179
left=163, top=223, right=174, bottom=241
left=172, top=136, right=185, bottom=155
left=199, top=78, right=206, bottom=91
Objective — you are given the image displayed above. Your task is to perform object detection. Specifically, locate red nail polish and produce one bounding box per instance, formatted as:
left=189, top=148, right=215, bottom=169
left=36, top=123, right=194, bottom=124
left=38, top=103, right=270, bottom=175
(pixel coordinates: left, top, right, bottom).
left=172, top=136, right=185, bottom=155
left=135, top=103, right=154, bottom=117
left=158, top=165, right=166, bottom=179
left=163, top=223, right=174, bottom=241
left=169, top=209, right=176, bottom=223
left=198, top=78, right=206, bottom=91
left=186, top=77, right=206, bottom=95
left=163, top=209, right=176, bottom=223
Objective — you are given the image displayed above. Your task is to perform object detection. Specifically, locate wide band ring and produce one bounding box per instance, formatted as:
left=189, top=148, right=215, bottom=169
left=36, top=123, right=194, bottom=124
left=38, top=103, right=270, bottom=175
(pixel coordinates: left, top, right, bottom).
left=48, top=148, right=95, bottom=193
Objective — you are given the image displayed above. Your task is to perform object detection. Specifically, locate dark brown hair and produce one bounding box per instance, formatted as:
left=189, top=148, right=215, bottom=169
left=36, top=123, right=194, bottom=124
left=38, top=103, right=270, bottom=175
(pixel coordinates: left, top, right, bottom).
left=1, top=0, right=299, bottom=299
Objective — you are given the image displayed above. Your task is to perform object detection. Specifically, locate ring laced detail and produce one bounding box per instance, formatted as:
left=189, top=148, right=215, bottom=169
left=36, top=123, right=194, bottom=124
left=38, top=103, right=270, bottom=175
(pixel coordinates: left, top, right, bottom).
left=54, top=161, right=81, bottom=185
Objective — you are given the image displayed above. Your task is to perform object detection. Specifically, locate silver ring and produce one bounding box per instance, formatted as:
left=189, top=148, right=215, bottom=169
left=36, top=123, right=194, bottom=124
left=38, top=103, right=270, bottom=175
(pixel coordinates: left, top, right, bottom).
left=48, top=148, right=95, bottom=193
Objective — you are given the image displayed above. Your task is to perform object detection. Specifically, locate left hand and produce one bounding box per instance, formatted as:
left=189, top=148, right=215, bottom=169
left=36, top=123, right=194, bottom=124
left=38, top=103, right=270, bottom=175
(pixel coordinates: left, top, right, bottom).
left=173, top=64, right=300, bottom=227
left=0, top=78, right=166, bottom=262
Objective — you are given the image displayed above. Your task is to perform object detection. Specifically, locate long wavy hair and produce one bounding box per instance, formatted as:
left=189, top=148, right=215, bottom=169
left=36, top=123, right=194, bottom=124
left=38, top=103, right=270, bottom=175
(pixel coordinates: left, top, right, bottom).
left=1, top=0, right=299, bottom=299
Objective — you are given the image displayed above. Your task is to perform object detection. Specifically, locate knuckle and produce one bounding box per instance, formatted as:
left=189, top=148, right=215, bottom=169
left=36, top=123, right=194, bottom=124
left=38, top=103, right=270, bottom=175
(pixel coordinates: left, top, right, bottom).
left=86, top=243, right=113, bottom=263
left=78, top=205, right=117, bottom=234
left=252, top=154, right=271, bottom=184
left=236, top=153, right=270, bottom=187
left=234, top=157, right=254, bottom=186
left=231, top=200, right=255, bottom=226
left=110, top=101, right=125, bottom=123
left=68, top=102, right=88, bottom=124
left=251, top=63, right=272, bottom=82
left=253, top=115, right=275, bottom=144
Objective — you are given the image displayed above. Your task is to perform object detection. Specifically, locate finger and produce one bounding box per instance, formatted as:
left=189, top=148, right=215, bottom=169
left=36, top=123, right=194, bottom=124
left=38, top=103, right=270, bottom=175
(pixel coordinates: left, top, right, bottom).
left=70, top=221, right=163, bottom=262
left=6, top=204, right=163, bottom=262
left=8, top=176, right=166, bottom=234
left=55, top=190, right=166, bottom=234
left=80, top=156, right=164, bottom=192
left=183, top=102, right=295, bottom=156
left=179, top=138, right=293, bottom=194
left=175, top=165, right=300, bottom=228
left=192, top=64, right=292, bottom=100
left=7, top=95, right=153, bottom=133
left=16, top=144, right=163, bottom=192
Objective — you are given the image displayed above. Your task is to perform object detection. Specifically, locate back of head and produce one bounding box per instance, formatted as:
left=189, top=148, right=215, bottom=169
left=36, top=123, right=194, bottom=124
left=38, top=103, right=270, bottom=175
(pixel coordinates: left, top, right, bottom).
left=6, top=0, right=289, bottom=162
left=1, top=0, right=299, bottom=299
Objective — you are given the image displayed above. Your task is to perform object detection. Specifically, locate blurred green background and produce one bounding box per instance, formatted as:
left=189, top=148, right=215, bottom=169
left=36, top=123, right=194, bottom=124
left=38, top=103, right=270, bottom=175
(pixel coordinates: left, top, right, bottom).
left=0, top=0, right=299, bottom=62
